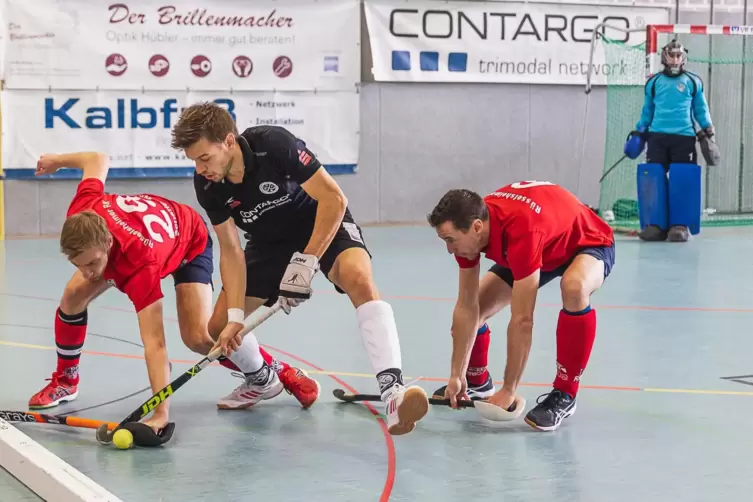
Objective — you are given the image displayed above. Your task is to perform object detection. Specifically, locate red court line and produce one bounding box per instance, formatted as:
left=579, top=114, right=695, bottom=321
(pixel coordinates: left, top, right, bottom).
left=0, top=293, right=397, bottom=501
left=261, top=344, right=395, bottom=502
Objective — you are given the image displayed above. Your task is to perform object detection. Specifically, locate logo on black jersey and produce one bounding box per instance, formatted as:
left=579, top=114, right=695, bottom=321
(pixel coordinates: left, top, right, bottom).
left=259, top=181, right=278, bottom=195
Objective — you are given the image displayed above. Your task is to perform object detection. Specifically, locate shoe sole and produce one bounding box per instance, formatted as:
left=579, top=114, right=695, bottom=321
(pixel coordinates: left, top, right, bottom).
left=388, top=387, right=429, bottom=436
left=524, top=403, right=577, bottom=432
left=29, top=390, right=79, bottom=410
left=216, top=382, right=285, bottom=410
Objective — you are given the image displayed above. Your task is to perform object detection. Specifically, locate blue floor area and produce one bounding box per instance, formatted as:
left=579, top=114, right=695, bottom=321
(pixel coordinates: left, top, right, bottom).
left=1, top=226, right=752, bottom=501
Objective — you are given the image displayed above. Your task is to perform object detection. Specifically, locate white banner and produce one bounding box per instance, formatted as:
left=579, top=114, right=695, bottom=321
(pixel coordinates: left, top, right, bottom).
left=2, top=0, right=360, bottom=91
left=363, top=0, right=669, bottom=85
left=1, top=90, right=359, bottom=174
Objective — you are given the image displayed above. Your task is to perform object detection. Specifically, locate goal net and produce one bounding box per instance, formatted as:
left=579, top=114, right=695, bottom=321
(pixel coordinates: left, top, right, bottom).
left=586, top=24, right=753, bottom=229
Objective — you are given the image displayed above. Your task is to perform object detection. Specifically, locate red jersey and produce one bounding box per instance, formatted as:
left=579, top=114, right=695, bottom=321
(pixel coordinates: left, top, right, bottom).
left=456, top=181, right=614, bottom=280
left=67, top=178, right=209, bottom=312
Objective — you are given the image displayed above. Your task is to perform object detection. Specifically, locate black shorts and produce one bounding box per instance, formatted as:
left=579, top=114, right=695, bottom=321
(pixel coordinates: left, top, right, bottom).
left=172, top=221, right=214, bottom=288
left=244, top=215, right=370, bottom=306
left=489, top=241, right=615, bottom=289
left=646, top=132, right=697, bottom=167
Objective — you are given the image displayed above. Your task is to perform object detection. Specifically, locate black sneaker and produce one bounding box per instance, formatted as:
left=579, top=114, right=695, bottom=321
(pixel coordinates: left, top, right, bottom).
left=524, top=389, right=576, bottom=431
left=432, top=374, right=495, bottom=401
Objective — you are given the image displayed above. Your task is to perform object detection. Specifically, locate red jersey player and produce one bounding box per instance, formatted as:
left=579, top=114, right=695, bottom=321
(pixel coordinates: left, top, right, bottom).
left=28, top=152, right=319, bottom=429
left=427, top=180, right=615, bottom=431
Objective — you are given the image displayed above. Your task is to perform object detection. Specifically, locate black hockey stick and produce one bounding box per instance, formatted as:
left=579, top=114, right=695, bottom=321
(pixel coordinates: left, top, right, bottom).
left=95, top=303, right=283, bottom=447
left=332, top=388, right=476, bottom=408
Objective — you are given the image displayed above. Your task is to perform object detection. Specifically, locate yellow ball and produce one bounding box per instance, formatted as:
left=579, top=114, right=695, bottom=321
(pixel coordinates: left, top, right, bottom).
left=112, top=429, right=134, bottom=450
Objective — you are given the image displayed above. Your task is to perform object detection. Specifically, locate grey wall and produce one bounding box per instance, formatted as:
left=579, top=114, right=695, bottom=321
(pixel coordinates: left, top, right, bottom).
left=4, top=0, right=752, bottom=237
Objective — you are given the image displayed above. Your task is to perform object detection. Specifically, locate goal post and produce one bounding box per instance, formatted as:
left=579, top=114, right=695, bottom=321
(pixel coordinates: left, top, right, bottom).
left=585, top=23, right=753, bottom=229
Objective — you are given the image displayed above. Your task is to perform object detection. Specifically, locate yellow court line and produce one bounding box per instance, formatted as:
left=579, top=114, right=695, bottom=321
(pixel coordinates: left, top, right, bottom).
left=643, top=387, right=753, bottom=396
left=1, top=339, right=752, bottom=398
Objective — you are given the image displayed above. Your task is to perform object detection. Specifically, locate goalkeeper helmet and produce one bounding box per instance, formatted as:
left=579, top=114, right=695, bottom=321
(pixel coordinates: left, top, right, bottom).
left=661, top=39, right=687, bottom=75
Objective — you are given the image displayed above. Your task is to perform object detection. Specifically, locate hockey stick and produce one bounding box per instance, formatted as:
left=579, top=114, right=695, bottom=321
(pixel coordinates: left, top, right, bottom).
left=332, top=389, right=526, bottom=422
left=599, top=154, right=628, bottom=183
left=333, top=388, right=474, bottom=407
left=95, top=302, right=283, bottom=447
left=0, top=410, right=116, bottom=431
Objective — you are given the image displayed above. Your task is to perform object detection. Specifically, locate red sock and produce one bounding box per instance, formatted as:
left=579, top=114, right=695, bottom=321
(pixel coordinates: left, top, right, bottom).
left=466, top=324, right=491, bottom=386
left=553, top=307, right=597, bottom=397
left=218, top=358, right=241, bottom=372
left=260, top=346, right=290, bottom=373
left=218, top=348, right=290, bottom=374
left=55, top=308, right=88, bottom=384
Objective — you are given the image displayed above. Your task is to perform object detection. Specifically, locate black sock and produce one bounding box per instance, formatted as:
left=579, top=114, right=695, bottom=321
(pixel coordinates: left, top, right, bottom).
left=244, top=363, right=272, bottom=385
left=376, top=368, right=404, bottom=396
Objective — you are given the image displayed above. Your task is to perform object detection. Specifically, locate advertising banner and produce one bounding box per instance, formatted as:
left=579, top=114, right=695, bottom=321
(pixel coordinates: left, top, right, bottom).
left=363, top=0, right=669, bottom=85
left=2, top=0, right=360, bottom=91
left=1, top=89, right=359, bottom=177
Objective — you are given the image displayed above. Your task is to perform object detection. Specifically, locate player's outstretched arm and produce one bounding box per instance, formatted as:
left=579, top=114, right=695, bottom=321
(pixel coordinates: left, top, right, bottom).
left=446, top=264, right=481, bottom=408
left=135, top=299, right=171, bottom=430
left=300, top=168, right=348, bottom=259
left=635, top=77, right=656, bottom=133
left=35, top=151, right=110, bottom=182
left=502, top=270, right=540, bottom=395
left=212, top=219, right=248, bottom=354
left=690, top=76, right=714, bottom=133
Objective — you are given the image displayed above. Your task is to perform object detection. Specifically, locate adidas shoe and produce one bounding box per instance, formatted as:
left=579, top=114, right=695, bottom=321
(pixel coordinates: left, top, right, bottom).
left=217, top=368, right=284, bottom=410
left=384, top=384, right=429, bottom=436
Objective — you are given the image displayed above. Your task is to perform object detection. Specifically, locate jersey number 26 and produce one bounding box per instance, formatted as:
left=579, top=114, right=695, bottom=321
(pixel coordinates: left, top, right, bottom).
left=116, top=195, right=176, bottom=243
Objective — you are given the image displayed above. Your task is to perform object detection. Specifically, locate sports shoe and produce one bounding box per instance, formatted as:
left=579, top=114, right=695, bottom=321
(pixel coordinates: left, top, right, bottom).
left=384, top=385, right=429, bottom=436
left=217, top=370, right=284, bottom=410
left=29, top=372, right=79, bottom=410
left=278, top=367, right=320, bottom=409
left=667, top=225, right=690, bottom=242
left=432, top=373, right=495, bottom=401
left=524, top=389, right=577, bottom=431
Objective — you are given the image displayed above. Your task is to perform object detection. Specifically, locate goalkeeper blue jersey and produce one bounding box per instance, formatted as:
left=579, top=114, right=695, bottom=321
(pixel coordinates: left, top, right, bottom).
left=636, top=71, right=712, bottom=137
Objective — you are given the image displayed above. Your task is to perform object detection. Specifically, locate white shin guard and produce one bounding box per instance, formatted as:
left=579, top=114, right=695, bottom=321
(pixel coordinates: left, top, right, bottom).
left=356, top=300, right=403, bottom=377
left=226, top=331, right=265, bottom=374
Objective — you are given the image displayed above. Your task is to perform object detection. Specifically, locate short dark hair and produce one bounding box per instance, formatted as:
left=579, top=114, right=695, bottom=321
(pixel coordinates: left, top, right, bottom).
left=171, top=102, right=238, bottom=150
left=427, top=189, right=489, bottom=231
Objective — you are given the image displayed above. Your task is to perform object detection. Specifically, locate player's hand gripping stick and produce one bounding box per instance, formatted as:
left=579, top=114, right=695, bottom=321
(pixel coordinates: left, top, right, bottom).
left=95, top=302, right=283, bottom=447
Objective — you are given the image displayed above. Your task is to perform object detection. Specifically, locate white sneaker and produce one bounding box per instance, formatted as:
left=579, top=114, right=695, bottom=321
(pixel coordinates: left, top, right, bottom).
left=217, top=371, right=284, bottom=410
left=384, top=385, right=429, bottom=436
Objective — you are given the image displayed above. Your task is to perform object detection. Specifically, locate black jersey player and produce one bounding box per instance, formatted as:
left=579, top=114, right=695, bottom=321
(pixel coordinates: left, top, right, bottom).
left=171, top=102, right=429, bottom=435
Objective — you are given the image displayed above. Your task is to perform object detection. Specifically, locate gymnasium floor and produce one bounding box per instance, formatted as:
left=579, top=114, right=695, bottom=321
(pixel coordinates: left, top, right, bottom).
left=1, top=225, right=751, bottom=502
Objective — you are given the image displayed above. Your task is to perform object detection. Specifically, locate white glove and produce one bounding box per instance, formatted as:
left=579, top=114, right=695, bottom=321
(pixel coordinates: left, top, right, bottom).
left=279, top=252, right=319, bottom=313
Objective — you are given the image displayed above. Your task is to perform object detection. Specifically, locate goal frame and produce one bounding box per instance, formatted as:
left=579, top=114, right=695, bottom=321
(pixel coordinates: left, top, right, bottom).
left=585, top=23, right=753, bottom=93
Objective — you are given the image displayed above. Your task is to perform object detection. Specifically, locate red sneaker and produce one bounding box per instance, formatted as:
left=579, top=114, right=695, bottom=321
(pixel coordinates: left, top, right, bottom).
left=278, top=367, right=320, bottom=409
left=28, top=373, right=79, bottom=409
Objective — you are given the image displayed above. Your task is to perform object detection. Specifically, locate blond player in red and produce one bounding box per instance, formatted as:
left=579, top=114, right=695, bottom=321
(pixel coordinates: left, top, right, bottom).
left=427, top=181, right=615, bottom=431
left=28, top=152, right=319, bottom=429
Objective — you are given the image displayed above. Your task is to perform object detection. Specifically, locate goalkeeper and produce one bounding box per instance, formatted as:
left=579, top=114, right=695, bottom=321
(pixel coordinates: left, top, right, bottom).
left=632, top=39, right=714, bottom=242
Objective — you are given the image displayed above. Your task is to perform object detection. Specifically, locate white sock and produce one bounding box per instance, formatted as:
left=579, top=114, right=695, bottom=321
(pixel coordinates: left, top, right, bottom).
left=226, top=331, right=265, bottom=374
left=356, top=300, right=403, bottom=396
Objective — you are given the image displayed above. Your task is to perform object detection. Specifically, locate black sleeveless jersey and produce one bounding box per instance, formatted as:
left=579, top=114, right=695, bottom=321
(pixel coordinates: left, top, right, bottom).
left=194, top=125, right=351, bottom=243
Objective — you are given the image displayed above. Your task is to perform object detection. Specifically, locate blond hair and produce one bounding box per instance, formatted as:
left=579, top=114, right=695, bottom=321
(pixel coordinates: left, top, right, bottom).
left=60, top=211, right=111, bottom=259
left=171, top=102, right=238, bottom=150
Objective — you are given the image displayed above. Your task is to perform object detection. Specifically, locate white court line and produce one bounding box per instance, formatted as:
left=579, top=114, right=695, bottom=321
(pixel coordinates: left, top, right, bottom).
left=0, top=418, right=123, bottom=501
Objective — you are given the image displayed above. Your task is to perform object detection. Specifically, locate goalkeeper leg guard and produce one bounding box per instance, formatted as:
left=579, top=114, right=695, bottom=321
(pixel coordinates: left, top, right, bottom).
left=668, top=163, right=701, bottom=240
left=637, top=163, right=669, bottom=241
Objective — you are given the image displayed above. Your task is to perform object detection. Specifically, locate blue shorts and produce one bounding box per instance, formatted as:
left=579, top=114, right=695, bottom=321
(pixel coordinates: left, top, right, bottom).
left=172, top=221, right=214, bottom=288
left=489, top=241, right=615, bottom=289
